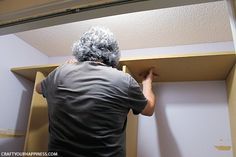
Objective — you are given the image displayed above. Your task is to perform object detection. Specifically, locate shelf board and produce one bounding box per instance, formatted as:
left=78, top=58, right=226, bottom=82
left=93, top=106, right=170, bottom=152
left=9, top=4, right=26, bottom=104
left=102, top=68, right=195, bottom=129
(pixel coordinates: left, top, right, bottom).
left=0, top=129, right=25, bottom=138
left=120, top=52, right=236, bottom=82
left=11, top=52, right=236, bottom=82
left=11, top=64, right=59, bottom=82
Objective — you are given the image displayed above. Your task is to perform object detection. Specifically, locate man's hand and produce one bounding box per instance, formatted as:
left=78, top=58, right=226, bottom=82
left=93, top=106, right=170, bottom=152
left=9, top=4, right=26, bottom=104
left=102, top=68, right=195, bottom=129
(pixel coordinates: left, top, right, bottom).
left=142, top=68, right=154, bottom=85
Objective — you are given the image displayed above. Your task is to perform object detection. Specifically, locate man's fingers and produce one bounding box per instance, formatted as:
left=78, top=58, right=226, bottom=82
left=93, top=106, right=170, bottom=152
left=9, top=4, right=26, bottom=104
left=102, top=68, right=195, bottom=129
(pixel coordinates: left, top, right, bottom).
left=139, top=68, right=158, bottom=78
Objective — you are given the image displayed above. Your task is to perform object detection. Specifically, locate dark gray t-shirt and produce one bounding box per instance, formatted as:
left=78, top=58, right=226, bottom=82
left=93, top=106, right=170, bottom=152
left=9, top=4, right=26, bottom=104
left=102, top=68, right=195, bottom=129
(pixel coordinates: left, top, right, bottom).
left=41, top=61, right=147, bottom=157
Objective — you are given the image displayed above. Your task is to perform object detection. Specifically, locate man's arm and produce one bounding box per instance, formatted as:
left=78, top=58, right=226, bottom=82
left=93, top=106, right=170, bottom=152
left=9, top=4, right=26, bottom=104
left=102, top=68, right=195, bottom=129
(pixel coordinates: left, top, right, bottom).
left=35, top=58, right=77, bottom=95
left=141, top=69, right=156, bottom=116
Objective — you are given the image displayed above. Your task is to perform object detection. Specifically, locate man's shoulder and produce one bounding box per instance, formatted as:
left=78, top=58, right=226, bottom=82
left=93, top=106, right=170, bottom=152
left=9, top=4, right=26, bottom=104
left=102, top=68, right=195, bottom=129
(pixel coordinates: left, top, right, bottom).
left=58, top=62, right=131, bottom=80
left=104, top=66, right=130, bottom=78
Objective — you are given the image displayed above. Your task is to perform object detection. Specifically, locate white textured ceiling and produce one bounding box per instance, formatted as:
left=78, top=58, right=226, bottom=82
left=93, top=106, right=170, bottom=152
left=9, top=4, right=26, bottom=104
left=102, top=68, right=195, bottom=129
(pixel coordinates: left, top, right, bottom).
left=16, top=1, right=233, bottom=56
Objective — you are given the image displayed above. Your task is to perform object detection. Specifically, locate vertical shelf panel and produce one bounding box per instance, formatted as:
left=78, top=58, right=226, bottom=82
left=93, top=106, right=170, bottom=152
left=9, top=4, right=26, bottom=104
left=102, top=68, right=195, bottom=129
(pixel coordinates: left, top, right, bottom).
left=226, top=63, right=236, bottom=157
left=24, top=71, right=48, bottom=151
left=123, top=65, right=138, bottom=157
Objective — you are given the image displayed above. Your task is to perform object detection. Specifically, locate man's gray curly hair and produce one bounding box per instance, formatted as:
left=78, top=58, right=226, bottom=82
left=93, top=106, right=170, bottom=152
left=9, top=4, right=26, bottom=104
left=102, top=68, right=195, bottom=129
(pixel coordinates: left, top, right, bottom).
left=72, top=26, right=120, bottom=67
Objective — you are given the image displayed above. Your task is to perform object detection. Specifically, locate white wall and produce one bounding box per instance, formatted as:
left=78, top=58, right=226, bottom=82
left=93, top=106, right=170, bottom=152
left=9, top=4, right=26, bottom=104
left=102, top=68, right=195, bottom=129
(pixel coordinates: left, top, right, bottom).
left=0, top=34, right=48, bottom=151
left=138, top=81, right=233, bottom=157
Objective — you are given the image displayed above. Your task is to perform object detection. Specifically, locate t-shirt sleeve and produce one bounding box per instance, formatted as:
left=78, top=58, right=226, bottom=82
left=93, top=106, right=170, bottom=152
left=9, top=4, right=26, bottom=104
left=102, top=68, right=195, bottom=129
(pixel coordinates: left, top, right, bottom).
left=41, top=68, right=58, bottom=98
left=127, top=75, right=147, bottom=115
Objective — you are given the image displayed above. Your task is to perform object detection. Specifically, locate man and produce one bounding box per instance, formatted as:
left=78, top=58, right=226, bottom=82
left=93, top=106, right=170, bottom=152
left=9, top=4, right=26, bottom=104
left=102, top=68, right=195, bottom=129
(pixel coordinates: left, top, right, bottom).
left=36, top=26, right=156, bottom=157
